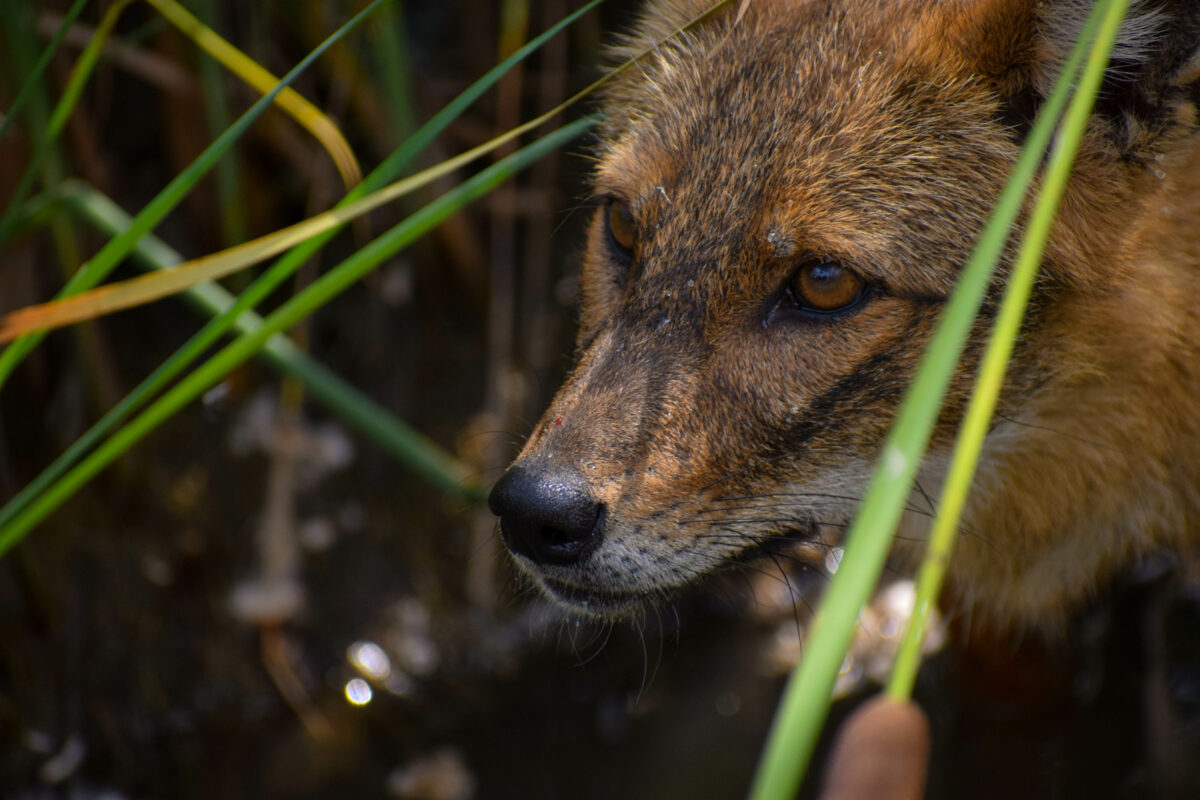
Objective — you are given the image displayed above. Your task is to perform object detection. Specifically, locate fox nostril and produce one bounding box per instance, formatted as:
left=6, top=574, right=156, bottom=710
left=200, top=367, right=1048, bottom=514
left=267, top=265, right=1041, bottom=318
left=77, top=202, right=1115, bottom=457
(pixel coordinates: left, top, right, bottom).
left=488, top=466, right=603, bottom=566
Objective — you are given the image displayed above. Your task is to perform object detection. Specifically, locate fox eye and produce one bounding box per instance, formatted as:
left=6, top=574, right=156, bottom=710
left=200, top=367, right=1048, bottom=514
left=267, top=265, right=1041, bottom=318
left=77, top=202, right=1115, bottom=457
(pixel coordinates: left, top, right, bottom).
left=789, top=257, right=866, bottom=313
left=606, top=200, right=637, bottom=259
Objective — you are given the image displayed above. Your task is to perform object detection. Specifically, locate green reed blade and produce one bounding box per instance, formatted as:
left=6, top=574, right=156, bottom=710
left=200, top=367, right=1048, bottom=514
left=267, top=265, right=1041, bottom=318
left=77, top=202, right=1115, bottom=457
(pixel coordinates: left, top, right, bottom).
left=748, top=1, right=1125, bottom=797
left=886, top=0, right=1133, bottom=703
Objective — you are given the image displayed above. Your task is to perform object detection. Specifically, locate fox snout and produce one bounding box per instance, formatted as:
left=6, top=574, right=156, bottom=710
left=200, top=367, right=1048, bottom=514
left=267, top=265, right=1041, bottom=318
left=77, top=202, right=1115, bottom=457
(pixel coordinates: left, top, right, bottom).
left=488, top=466, right=603, bottom=567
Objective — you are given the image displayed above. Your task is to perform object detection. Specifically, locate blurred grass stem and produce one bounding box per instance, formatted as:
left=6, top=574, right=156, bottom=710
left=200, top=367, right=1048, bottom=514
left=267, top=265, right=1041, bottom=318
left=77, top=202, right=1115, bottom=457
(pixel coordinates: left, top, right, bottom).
left=0, top=0, right=132, bottom=250
left=0, top=0, right=88, bottom=145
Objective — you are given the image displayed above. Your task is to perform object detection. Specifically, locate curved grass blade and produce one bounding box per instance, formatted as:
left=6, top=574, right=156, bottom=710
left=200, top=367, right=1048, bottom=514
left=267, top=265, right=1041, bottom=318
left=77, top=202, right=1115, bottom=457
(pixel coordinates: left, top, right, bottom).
left=144, top=0, right=362, bottom=190
left=0, top=0, right=89, bottom=145
left=886, top=0, right=1133, bottom=703
left=0, top=116, right=595, bottom=557
left=747, top=1, right=1123, bottom=798
left=0, top=0, right=389, bottom=393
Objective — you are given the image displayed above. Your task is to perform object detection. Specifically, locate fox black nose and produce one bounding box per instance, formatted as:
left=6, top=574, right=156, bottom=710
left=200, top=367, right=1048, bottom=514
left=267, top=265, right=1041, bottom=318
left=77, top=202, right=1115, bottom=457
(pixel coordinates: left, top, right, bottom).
left=488, top=466, right=603, bottom=566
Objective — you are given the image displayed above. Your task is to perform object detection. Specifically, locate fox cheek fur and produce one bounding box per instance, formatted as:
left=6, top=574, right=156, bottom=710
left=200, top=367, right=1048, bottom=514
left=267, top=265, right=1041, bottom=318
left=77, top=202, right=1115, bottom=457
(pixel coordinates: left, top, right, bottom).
left=489, top=0, right=1200, bottom=633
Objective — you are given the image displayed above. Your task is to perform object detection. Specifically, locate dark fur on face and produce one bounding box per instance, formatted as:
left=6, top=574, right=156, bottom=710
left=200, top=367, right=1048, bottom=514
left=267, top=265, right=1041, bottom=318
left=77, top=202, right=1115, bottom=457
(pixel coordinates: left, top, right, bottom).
left=490, top=0, right=1200, bottom=633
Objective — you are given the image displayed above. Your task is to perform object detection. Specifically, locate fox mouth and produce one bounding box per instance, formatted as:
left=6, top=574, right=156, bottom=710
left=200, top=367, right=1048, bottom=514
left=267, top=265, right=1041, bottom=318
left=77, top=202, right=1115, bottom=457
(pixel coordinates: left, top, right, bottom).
left=531, top=521, right=824, bottom=618
left=536, top=575, right=650, bottom=617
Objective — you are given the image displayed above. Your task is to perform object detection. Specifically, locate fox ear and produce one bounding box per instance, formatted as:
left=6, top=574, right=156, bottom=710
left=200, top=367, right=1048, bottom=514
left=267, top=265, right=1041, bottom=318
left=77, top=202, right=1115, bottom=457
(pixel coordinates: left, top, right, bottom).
left=958, top=0, right=1200, bottom=150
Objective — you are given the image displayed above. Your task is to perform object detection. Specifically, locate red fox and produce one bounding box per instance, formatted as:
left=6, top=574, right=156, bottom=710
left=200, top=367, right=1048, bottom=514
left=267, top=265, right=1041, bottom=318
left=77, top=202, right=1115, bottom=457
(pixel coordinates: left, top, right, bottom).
left=489, top=0, right=1200, bottom=643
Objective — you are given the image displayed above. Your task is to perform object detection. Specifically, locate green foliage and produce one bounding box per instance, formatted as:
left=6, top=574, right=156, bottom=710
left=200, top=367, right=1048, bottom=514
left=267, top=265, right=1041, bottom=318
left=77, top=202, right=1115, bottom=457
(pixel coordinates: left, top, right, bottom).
left=0, top=0, right=600, bottom=551
left=0, top=0, right=388, bottom=387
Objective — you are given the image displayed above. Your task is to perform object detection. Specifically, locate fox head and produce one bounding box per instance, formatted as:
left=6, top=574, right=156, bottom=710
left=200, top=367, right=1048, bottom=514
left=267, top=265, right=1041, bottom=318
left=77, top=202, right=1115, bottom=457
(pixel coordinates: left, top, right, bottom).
left=489, top=0, right=1200, bottom=633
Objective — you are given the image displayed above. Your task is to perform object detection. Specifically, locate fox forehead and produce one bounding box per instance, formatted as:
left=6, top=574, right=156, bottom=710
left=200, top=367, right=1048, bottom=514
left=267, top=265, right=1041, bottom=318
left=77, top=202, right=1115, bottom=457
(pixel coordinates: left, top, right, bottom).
left=593, top=0, right=1020, bottom=302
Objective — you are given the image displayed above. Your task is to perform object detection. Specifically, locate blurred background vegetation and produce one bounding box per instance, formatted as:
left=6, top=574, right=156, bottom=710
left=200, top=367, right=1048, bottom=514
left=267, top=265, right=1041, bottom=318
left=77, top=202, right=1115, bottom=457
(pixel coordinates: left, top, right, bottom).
left=0, top=1, right=820, bottom=796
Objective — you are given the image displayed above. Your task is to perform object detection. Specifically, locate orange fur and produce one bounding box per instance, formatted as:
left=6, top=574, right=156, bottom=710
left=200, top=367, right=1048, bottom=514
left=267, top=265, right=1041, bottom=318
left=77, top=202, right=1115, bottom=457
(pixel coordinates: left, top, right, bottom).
left=490, top=0, right=1200, bottom=635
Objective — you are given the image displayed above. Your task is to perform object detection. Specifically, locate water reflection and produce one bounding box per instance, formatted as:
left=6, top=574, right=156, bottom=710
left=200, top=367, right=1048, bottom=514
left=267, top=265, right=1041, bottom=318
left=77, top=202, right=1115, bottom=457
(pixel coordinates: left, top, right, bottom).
left=348, top=640, right=391, bottom=681
left=344, top=678, right=373, bottom=706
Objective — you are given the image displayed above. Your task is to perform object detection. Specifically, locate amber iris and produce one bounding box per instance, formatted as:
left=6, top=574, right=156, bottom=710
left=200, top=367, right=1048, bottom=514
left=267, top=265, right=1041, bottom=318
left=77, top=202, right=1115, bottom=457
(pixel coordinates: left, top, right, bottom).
left=791, top=258, right=865, bottom=312
left=606, top=200, right=637, bottom=256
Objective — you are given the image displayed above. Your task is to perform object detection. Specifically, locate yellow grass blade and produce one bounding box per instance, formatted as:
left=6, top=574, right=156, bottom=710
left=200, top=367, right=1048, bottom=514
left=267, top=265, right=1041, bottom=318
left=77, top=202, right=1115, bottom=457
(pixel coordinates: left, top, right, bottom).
left=144, top=0, right=362, bottom=190
left=0, top=103, right=569, bottom=340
